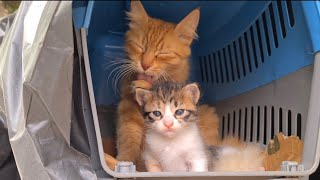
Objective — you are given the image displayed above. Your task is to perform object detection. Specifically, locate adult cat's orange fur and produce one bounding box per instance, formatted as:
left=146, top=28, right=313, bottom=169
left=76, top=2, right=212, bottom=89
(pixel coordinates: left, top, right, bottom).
left=213, top=136, right=265, bottom=171
left=115, top=1, right=220, bottom=170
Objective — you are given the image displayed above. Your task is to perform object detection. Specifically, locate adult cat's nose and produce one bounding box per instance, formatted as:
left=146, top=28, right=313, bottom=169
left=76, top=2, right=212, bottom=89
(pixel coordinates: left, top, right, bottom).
left=142, top=63, right=151, bottom=71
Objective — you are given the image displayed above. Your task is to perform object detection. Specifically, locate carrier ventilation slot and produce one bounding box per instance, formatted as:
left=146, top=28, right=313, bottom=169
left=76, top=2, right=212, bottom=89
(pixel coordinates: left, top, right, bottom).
left=199, top=1, right=295, bottom=84
left=220, top=106, right=302, bottom=145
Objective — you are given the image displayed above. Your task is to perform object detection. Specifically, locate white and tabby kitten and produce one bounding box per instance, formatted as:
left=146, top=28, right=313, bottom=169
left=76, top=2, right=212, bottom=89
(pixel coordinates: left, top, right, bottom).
left=135, top=82, right=208, bottom=172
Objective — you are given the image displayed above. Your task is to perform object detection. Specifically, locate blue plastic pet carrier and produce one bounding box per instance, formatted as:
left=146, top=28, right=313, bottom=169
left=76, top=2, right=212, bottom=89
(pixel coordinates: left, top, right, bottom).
left=73, top=1, right=320, bottom=179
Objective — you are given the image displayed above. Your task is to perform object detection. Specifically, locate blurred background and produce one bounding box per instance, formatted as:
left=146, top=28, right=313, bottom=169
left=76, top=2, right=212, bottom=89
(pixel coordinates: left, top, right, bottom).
left=0, top=1, right=20, bottom=18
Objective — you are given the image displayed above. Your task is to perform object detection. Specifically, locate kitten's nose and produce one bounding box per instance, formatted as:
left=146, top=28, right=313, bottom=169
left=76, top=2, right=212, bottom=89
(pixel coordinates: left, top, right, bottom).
left=142, top=63, right=150, bottom=71
left=163, top=119, right=173, bottom=128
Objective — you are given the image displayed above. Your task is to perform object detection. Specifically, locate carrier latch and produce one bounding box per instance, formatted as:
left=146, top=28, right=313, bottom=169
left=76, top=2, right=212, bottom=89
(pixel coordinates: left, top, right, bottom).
left=115, top=161, right=136, bottom=173
left=280, top=161, right=304, bottom=171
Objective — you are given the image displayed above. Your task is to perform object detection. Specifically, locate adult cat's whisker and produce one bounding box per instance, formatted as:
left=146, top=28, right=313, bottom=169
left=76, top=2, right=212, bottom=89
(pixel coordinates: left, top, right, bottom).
left=106, top=59, right=130, bottom=63
left=107, top=65, right=127, bottom=79
left=156, top=72, right=166, bottom=83
left=114, top=67, right=134, bottom=94
left=162, top=74, right=168, bottom=82
left=112, top=66, right=131, bottom=92
left=164, top=73, right=172, bottom=81
left=104, top=61, right=129, bottom=67
left=107, top=65, right=128, bottom=87
left=104, top=57, right=128, bottom=62
left=160, top=73, right=169, bottom=82
left=112, top=65, right=135, bottom=94
left=157, top=75, right=164, bottom=83
left=104, top=55, right=128, bottom=61
left=104, top=61, right=131, bottom=70
left=103, top=57, right=130, bottom=63
left=104, top=61, right=129, bottom=68
left=111, top=70, right=122, bottom=94
left=157, top=72, right=166, bottom=83
left=114, top=66, right=131, bottom=81
left=163, top=71, right=175, bottom=82
left=107, top=58, right=133, bottom=64
left=163, top=74, right=169, bottom=82
left=119, top=70, right=135, bottom=94
left=113, top=70, right=129, bottom=95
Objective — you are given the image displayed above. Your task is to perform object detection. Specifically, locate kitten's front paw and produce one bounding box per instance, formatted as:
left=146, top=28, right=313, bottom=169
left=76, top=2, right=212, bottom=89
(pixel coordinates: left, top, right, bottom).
left=189, top=159, right=208, bottom=172
left=131, top=80, right=152, bottom=91
left=191, top=166, right=208, bottom=172
left=146, top=164, right=163, bottom=172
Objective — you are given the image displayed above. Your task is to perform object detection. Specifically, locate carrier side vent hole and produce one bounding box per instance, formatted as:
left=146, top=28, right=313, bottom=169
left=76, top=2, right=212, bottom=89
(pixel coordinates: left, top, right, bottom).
left=198, top=1, right=295, bottom=84
left=220, top=106, right=302, bottom=145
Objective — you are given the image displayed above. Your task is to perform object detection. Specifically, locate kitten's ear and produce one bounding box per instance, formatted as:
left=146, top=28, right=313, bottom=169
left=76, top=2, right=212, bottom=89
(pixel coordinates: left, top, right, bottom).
left=128, top=1, right=148, bottom=25
left=135, top=88, right=152, bottom=106
left=182, top=83, right=200, bottom=104
left=174, top=8, right=200, bottom=45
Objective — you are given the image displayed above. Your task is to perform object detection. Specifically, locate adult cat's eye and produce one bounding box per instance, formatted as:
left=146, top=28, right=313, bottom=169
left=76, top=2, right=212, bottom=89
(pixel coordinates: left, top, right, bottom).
left=135, top=44, right=144, bottom=52
left=175, top=109, right=184, bottom=116
left=152, top=111, right=162, bottom=117
left=156, top=52, right=176, bottom=59
left=129, top=41, right=144, bottom=53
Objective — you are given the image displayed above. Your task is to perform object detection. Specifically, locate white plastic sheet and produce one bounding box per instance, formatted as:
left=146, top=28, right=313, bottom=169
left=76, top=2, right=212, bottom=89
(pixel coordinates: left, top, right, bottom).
left=0, top=2, right=100, bottom=179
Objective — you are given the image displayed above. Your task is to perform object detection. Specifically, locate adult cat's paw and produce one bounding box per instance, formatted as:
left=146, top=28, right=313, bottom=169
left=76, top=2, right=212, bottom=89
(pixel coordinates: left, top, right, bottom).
left=131, top=80, right=152, bottom=91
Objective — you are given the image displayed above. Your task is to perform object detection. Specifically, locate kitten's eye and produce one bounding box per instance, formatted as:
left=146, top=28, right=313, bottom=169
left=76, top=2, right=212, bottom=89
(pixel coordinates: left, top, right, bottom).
left=153, top=111, right=162, bottom=117
left=175, top=109, right=185, bottom=116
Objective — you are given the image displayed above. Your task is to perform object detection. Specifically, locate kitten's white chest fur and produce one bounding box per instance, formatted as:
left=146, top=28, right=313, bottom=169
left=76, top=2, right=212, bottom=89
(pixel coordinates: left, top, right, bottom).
left=143, top=123, right=208, bottom=172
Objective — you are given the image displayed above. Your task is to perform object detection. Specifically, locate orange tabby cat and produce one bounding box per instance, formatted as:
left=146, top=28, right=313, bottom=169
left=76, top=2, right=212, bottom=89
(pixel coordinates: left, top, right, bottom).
left=115, top=1, right=220, bottom=170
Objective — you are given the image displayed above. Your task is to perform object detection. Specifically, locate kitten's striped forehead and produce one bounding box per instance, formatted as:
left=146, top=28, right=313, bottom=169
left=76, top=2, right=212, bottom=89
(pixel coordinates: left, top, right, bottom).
left=141, top=83, right=199, bottom=125
left=152, top=83, right=184, bottom=104
left=143, top=83, right=198, bottom=110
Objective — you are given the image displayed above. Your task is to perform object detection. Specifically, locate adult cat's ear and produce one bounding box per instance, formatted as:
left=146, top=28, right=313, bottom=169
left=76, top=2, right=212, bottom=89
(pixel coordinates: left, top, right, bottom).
left=182, top=83, right=200, bottom=104
left=128, top=0, right=148, bottom=25
left=174, top=8, right=200, bottom=45
left=135, top=88, right=152, bottom=106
